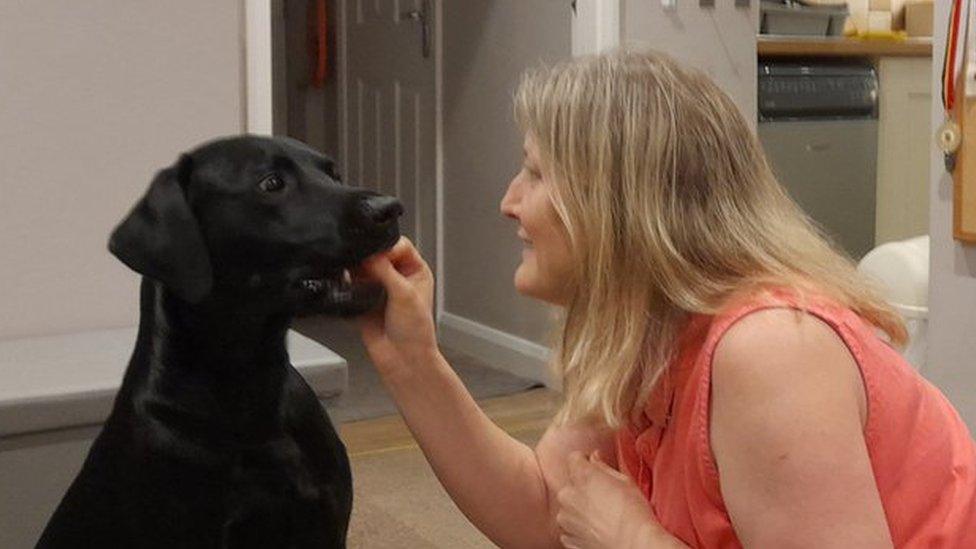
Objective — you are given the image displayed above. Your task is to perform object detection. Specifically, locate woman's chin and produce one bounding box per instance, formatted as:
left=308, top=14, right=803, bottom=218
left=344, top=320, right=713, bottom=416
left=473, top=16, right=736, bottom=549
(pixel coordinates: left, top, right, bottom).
left=515, top=270, right=572, bottom=307
left=514, top=269, right=559, bottom=304
left=513, top=266, right=537, bottom=297
left=513, top=273, right=530, bottom=296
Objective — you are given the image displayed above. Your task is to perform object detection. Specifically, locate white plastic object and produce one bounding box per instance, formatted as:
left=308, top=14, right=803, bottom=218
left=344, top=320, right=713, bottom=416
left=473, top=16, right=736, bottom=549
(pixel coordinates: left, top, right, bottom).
left=857, top=235, right=929, bottom=370
left=858, top=235, right=930, bottom=316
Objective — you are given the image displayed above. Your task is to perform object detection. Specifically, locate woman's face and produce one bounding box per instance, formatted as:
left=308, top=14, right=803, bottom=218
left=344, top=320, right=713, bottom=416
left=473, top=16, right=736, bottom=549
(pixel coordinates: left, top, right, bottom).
left=500, top=134, right=575, bottom=306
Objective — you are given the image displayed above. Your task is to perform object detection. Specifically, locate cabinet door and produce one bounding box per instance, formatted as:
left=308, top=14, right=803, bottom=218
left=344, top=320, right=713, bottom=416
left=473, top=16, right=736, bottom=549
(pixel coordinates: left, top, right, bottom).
left=760, top=120, right=879, bottom=260
left=876, top=58, right=933, bottom=244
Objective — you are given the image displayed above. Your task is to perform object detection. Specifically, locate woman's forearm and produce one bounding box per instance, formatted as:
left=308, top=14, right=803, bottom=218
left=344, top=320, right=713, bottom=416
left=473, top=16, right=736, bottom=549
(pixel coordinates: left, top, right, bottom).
left=379, top=350, right=558, bottom=548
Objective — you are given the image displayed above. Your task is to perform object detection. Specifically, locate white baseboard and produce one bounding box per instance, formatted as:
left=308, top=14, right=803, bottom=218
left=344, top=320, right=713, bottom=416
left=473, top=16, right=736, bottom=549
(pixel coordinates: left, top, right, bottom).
left=438, top=312, right=558, bottom=388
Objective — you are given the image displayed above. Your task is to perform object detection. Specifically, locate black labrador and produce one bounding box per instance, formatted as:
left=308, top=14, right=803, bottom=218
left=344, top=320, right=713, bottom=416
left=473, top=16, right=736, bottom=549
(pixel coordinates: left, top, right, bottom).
left=37, top=135, right=401, bottom=548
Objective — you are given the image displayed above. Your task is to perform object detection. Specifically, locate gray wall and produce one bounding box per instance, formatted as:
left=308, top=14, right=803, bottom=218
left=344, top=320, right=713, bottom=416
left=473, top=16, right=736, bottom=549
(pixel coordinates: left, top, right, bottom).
left=926, top=0, right=976, bottom=429
left=442, top=1, right=572, bottom=345
left=621, top=0, right=760, bottom=125
left=0, top=1, right=245, bottom=340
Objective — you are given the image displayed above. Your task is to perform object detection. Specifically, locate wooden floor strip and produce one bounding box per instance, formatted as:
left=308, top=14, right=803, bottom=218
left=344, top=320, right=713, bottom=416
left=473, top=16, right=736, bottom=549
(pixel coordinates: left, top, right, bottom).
left=340, top=388, right=559, bottom=456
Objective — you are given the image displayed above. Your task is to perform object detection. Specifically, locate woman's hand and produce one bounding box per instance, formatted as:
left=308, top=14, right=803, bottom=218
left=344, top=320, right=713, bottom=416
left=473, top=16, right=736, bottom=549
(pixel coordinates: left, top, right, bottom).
left=356, top=237, right=438, bottom=378
left=556, top=451, right=680, bottom=549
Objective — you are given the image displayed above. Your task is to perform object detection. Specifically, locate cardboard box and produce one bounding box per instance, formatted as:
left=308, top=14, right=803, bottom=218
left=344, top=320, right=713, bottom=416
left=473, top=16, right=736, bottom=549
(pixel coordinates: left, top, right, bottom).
left=869, top=0, right=891, bottom=11
left=868, top=10, right=893, bottom=31
left=891, top=0, right=908, bottom=30
left=905, top=0, right=934, bottom=36
left=846, top=0, right=870, bottom=32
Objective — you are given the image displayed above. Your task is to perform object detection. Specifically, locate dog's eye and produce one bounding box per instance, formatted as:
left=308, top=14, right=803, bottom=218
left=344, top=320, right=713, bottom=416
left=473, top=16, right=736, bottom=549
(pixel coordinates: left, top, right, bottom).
left=319, top=161, right=342, bottom=182
left=258, top=175, right=285, bottom=193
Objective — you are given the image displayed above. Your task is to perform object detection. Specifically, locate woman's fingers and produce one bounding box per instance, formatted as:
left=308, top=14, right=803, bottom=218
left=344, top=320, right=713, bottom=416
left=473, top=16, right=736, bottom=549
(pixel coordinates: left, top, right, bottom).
left=556, top=485, right=577, bottom=509
left=589, top=450, right=631, bottom=482
left=559, top=534, right=585, bottom=549
left=385, top=237, right=428, bottom=277
left=359, top=237, right=432, bottom=296
left=567, top=451, right=591, bottom=486
left=354, top=236, right=437, bottom=373
left=556, top=507, right=589, bottom=542
left=368, top=236, right=426, bottom=281
left=359, top=252, right=408, bottom=294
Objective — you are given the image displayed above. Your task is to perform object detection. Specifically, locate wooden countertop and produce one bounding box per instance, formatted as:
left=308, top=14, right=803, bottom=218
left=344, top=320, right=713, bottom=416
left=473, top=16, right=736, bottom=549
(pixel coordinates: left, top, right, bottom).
left=758, top=35, right=933, bottom=57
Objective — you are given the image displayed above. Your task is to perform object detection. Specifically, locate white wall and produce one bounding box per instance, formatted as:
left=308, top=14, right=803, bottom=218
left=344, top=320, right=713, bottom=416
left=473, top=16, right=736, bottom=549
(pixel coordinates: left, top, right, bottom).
left=621, top=0, right=759, bottom=124
left=0, top=2, right=246, bottom=340
left=573, top=0, right=759, bottom=124
left=926, top=0, right=976, bottom=428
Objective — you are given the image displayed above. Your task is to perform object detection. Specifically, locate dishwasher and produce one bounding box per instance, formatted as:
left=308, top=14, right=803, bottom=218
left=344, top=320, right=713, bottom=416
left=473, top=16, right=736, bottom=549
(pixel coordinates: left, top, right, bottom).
left=757, top=62, right=879, bottom=259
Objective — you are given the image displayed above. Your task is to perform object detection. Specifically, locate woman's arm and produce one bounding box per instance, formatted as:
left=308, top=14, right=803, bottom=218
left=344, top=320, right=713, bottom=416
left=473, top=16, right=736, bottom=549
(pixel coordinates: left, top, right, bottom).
left=710, top=308, right=893, bottom=548
left=357, top=238, right=615, bottom=548
left=380, top=349, right=616, bottom=548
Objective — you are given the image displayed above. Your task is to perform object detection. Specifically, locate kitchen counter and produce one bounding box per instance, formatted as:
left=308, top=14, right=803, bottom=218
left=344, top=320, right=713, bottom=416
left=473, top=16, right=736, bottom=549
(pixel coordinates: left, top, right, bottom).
left=758, top=35, right=933, bottom=57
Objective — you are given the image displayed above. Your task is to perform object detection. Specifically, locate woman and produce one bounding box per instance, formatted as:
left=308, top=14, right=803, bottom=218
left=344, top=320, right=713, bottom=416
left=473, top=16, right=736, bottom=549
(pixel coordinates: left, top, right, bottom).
left=355, top=50, right=976, bottom=547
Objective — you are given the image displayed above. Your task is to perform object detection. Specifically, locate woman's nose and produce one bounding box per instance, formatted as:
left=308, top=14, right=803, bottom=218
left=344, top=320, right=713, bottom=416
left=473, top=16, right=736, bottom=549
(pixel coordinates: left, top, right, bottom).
left=500, top=177, right=521, bottom=220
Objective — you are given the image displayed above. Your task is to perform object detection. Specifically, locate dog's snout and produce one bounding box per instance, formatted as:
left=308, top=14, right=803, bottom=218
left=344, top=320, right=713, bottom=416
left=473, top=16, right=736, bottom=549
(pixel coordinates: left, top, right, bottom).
left=359, top=195, right=404, bottom=227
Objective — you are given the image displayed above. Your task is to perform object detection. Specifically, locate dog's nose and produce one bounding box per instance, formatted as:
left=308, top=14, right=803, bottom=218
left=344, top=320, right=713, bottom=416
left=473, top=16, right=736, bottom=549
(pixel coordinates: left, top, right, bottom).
left=359, top=195, right=404, bottom=226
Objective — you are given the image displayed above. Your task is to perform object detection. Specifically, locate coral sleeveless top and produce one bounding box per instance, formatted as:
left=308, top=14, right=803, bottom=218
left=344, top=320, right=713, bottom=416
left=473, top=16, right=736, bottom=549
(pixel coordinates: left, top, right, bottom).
left=615, top=290, right=976, bottom=547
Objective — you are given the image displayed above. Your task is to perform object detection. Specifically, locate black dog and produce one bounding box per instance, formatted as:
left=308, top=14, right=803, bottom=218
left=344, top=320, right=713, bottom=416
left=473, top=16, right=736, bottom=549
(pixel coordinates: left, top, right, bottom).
left=37, top=136, right=401, bottom=548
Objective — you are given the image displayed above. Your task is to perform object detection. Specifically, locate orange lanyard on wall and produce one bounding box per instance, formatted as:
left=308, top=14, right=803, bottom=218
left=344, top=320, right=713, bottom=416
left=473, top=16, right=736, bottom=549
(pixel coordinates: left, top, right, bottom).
left=938, top=0, right=966, bottom=170
left=942, top=0, right=976, bottom=242
left=308, top=0, right=328, bottom=88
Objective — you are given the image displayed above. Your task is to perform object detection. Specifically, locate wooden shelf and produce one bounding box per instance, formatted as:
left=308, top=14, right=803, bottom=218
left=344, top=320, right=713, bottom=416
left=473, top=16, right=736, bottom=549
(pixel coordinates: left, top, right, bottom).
left=758, top=35, right=933, bottom=57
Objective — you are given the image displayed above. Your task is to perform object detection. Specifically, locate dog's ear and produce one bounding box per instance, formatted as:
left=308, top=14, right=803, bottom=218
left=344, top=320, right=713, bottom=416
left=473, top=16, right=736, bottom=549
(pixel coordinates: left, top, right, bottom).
left=108, top=155, right=213, bottom=303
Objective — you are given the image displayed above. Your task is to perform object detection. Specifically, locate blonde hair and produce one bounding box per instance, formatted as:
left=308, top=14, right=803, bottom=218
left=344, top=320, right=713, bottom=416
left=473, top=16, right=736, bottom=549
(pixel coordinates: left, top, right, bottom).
left=514, top=49, right=907, bottom=429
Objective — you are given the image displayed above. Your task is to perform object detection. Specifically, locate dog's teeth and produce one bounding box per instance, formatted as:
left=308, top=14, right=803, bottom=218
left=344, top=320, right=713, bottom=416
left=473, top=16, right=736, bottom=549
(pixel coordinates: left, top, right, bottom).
left=342, top=269, right=352, bottom=285
left=301, top=279, right=323, bottom=292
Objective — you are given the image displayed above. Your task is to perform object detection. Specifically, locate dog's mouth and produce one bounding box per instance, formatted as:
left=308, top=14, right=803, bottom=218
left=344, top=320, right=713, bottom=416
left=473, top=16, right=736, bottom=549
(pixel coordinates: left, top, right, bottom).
left=295, top=268, right=355, bottom=303
left=289, top=232, right=399, bottom=315
left=290, top=264, right=384, bottom=316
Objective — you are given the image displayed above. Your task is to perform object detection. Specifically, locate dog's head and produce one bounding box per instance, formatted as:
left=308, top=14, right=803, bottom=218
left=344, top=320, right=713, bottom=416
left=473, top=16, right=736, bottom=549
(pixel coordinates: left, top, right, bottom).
left=109, top=135, right=402, bottom=316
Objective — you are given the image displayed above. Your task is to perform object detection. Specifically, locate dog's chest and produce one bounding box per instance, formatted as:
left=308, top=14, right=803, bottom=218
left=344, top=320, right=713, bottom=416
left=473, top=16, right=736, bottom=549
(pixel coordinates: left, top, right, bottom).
left=225, top=436, right=325, bottom=502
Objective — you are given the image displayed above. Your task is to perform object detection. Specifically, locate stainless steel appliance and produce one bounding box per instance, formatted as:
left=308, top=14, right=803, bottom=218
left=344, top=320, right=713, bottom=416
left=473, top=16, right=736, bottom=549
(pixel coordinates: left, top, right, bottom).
left=758, top=62, right=879, bottom=259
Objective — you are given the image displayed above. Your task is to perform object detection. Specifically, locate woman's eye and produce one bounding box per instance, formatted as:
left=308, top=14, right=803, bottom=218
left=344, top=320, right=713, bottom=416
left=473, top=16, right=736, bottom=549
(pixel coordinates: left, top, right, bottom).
left=258, top=174, right=285, bottom=192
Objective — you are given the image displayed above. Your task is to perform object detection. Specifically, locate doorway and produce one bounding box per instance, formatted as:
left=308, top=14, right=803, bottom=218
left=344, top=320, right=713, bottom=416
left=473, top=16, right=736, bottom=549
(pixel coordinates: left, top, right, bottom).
left=271, top=0, right=437, bottom=269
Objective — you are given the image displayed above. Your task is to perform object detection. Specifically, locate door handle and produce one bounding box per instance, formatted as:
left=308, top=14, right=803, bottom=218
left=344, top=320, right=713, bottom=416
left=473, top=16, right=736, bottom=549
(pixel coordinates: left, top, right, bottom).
left=400, top=0, right=431, bottom=59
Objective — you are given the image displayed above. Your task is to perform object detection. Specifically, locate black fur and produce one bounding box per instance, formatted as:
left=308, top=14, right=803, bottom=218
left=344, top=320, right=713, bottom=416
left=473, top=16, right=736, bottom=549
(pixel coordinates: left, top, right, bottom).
left=37, top=136, right=402, bottom=548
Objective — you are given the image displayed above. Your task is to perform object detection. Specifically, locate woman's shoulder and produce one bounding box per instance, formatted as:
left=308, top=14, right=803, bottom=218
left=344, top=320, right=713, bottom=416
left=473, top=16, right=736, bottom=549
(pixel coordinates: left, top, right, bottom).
left=701, top=285, right=856, bottom=350
left=707, top=304, right=869, bottom=440
left=670, top=287, right=869, bottom=437
left=704, top=309, right=892, bottom=548
left=676, top=285, right=861, bottom=383
left=711, top=306, right=859, bottom=383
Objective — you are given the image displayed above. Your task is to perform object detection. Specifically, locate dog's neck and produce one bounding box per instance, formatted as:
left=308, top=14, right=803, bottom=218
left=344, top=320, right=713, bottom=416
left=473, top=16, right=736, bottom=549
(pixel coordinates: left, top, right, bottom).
left=134, top=278, right=294, bottom=439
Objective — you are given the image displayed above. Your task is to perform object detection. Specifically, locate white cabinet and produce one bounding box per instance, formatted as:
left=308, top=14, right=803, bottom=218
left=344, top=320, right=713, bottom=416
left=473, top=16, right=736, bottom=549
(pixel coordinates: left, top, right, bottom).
left=876, top=57, right=933, bottom=244
left=0, top=330, right=346, bottom=549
